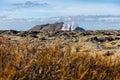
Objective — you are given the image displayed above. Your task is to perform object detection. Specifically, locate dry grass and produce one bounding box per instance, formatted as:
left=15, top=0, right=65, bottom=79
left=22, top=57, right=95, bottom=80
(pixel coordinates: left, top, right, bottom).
left=0, top=37, right=120, bottom=80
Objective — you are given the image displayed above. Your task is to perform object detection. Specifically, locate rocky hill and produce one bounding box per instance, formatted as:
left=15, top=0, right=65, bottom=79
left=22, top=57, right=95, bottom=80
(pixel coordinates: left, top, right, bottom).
left=29, top=22, right=85, bottom=32
left=29, top=22, right=64, bottom=32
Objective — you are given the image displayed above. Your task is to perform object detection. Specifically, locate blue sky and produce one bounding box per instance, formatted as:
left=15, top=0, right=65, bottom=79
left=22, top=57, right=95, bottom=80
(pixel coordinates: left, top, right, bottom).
left=0, top=0, right=120, bottom=18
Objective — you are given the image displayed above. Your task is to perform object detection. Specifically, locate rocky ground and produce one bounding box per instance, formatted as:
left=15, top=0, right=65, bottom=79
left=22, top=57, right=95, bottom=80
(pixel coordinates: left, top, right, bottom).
left=1, top=30, right=120, bottom=57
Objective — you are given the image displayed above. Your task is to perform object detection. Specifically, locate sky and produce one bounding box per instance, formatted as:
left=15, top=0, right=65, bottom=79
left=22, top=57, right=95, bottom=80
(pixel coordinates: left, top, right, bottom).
left=0, top=0, right=120, bottom=19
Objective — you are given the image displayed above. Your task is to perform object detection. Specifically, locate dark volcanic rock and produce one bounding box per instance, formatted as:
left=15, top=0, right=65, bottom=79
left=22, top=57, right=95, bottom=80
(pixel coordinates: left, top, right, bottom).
left=28, top=31, right=39, bottom=35
left=87, top=36, right=120, bottom=43
left=74, top=27, right=85, bottom=31
left=40, top=37, right=47, bottom=40
left=2, top=30, right=19, bottom=35
left=17, top=31, right=28, bottom=37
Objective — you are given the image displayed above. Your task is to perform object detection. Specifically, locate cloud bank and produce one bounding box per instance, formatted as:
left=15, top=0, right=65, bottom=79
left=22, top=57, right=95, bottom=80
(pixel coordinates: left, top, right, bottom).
left=5, top=1, right=49, bottom=12
left=12, top=1, right=49, bottom=8
left=0, top=15, right=7, bottom=19
left=0, top=0, right=120, bottom=18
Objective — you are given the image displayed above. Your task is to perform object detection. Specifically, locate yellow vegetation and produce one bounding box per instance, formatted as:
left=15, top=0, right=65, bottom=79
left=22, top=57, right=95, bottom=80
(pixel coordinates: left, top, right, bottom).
left=0, top=37, right=120, bottom=80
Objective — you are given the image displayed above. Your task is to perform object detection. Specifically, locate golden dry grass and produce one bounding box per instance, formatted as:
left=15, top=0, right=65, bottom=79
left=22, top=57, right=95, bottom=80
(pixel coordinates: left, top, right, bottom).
left=0, top=37, right=120, bottom=80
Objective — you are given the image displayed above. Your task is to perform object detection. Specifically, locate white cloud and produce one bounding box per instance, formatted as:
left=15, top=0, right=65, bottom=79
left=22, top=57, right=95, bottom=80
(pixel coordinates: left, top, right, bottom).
left=5, top=1, right=49, bottom=12
left=1, top=0, right=120, bottom=18
left=51, top=3, right=120, bottom=15
left=12, top=1, right=49, bottom=8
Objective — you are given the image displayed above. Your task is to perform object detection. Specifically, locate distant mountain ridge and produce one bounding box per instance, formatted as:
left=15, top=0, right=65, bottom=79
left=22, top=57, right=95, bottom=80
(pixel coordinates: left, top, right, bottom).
left=29, top=22, right=85, bottom=31
left=0, top=15, right=120, bottom=31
